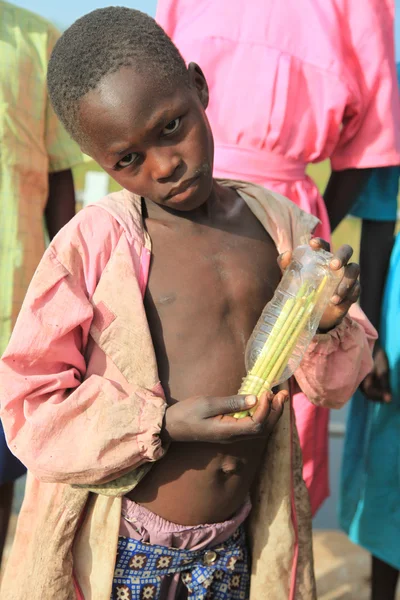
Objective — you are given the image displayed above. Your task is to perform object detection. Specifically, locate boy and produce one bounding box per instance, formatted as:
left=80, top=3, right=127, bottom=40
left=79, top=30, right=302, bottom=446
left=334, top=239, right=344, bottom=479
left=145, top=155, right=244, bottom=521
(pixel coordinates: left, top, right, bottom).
left=0, top=8, right=376, bottom=600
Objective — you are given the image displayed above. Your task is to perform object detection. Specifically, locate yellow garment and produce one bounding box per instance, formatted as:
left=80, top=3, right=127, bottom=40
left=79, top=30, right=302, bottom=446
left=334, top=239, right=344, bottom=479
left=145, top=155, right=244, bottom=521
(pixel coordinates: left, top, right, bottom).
left=0, top=0, right=82, bottom=352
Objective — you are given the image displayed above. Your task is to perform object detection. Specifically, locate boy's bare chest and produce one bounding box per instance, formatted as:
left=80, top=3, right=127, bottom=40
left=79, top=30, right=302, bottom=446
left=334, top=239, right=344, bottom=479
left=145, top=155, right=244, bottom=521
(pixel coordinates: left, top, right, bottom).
left=143, top=211, right=282, bottom=404
left=146, top=216, right=280, bottom=325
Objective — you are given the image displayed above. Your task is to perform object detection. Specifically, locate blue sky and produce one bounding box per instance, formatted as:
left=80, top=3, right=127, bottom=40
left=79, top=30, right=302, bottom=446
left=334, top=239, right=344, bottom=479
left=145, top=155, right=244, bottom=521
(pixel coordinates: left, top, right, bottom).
left=12, top=0, right=157, bottom=29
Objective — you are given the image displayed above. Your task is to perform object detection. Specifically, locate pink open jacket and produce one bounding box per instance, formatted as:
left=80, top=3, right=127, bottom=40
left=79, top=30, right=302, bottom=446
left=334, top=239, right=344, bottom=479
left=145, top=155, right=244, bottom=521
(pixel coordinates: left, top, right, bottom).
left=0, top=181, right=376, bottom=600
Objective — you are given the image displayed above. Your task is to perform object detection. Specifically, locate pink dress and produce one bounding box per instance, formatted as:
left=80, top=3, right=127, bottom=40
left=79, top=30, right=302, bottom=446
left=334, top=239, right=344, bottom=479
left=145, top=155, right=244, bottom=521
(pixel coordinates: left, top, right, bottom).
left=157, top=0, right=400, bottom=514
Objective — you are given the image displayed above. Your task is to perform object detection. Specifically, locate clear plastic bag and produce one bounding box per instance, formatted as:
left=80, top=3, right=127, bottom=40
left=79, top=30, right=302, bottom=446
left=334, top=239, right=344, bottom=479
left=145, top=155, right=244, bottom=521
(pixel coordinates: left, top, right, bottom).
left=235, top=245, right=341, bottom=417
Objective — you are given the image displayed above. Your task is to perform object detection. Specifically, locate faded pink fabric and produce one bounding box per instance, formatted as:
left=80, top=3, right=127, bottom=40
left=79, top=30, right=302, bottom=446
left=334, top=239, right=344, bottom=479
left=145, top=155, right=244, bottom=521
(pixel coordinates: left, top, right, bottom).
left=120, top=496, right=251, bottom=547
left=156, top=0, right=400, bottom=513
left=119, top=497, right=251, bottom=599
left=0, top=207, right=167, bottom=485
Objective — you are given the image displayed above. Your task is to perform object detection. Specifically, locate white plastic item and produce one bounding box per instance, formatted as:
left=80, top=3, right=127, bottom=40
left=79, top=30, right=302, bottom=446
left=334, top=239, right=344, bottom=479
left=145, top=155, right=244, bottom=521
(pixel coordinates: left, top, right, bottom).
left=239, top=244, right=341, bottom=400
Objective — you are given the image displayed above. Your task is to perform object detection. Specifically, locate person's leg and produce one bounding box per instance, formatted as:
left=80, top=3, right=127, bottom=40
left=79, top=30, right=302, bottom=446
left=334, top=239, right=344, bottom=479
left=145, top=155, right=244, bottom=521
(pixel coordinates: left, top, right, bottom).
left=0, top=480, right=14, bottom=566
left=371, top=555, right=400, bottom=600
left=0, top=422, right=26, bottom=567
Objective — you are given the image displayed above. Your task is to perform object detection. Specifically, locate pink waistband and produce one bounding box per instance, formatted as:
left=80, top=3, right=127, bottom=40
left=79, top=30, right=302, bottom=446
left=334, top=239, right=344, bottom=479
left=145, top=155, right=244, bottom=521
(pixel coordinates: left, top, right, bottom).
left=120, top=496, right=252, bottom=551
left=214, top=144, right=306, bottom=182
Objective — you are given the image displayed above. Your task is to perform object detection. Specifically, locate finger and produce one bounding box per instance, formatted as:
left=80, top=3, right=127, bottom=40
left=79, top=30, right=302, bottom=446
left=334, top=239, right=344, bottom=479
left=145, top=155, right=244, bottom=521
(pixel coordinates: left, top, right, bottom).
left=331, top=264, right=360, bottom=305
left=262, top=391, right=287, bottom=433
left=277, top=250, right=292, bottom=272
left=361, top=373, right=374, bottom=396
left=361, top=374, right=391, bottom=403
left=309, top=237, right=330, bottom=252
left=252, top=390, right=287, bottom=424
left=361, top=374, right=383, bottom=402
left=218, top=390, right=287, bottom=440
left=321, top=282, right=360, bottom=329
left=345, top=281, right=361, bottom=305
left=250, top=390, right=274, bottom=423
left=204, top=394, right=257, bottom=417
left=330, top=244, right=353, bottom=270
left=330, top=283, right=360, bottom=317
left=377, top=371, right=392, bottom=404
left=270, top=390, right=289, bottom=413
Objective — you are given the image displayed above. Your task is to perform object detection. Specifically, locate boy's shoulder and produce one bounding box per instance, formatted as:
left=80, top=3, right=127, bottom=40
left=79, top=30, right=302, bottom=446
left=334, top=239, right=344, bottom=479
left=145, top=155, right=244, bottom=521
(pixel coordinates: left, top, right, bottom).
left=91, top=188, right=144, bottom=243
left=217, top=179, right=320, bottom=249
left=50, top=189, right=143, bottom=273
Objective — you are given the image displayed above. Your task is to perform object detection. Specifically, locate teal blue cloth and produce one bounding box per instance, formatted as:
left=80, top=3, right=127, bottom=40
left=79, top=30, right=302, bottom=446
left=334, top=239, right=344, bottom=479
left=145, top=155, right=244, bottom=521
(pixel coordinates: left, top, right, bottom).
left=349, top=63, right=400, bottom=221
left=349, top=166, right=399, bottom=221
left=339, top=62, right=400, bottom=567
left=339, top=233, right=400, bottom=570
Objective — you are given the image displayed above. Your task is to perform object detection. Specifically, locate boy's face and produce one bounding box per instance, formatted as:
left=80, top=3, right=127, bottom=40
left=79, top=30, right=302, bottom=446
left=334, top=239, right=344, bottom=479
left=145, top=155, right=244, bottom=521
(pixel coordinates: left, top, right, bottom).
left=78, top=63, right=214, bottom=211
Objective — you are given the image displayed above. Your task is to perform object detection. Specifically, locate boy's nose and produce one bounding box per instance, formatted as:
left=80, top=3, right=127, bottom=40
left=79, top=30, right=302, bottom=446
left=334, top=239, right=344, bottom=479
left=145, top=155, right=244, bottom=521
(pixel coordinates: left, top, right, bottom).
left=151, top=151, right=182, bottom=182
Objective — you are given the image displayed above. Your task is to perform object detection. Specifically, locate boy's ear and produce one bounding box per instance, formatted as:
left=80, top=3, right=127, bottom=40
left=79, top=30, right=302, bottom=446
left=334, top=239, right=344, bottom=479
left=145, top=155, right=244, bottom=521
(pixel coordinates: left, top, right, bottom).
left=188, top=62, right=209, bottom=109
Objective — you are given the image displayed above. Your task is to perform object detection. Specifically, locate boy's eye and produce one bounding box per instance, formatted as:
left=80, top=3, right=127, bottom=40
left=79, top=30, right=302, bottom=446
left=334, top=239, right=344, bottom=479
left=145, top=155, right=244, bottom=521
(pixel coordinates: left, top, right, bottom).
left=117, top=153, right=137, bottom=169
left=162, top=117, right=181, bottom=135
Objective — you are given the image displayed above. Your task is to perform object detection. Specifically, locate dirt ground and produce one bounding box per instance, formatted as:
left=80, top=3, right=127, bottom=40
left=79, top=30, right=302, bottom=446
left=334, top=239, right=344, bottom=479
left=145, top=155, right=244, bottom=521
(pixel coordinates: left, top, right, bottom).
left=2, top=518, right=399, bottom=598
left=313, top=531, right=400, bottom=600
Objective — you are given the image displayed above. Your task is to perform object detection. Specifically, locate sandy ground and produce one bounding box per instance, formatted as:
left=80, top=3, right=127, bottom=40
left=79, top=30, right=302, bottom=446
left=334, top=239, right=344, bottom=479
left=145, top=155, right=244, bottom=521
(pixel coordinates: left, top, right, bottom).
left=1, top=517, right=399, bottom=598
left=313, top=531, right=400, bottom=600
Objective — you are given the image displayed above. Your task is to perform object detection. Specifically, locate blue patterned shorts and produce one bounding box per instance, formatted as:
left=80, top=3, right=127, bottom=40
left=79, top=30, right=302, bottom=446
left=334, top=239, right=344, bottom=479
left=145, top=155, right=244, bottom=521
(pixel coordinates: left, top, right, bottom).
left=111, top=525, right=250, bottom=600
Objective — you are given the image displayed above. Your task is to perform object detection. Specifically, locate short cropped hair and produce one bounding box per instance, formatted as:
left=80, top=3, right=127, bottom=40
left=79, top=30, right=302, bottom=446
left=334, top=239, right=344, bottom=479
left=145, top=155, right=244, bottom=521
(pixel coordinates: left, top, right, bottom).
left=47, top=7, right=188, bottom=144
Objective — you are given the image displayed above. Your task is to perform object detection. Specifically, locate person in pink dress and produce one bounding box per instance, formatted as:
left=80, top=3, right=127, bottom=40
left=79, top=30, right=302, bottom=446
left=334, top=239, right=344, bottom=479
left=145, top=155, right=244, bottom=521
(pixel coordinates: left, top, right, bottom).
left=156, top=0, right=400, bottom=514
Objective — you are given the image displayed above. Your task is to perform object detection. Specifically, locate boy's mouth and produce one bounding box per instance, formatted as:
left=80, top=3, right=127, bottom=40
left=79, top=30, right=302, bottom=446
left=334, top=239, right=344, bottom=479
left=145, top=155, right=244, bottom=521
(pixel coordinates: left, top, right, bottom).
left=165, top=175, right=200, bottom=200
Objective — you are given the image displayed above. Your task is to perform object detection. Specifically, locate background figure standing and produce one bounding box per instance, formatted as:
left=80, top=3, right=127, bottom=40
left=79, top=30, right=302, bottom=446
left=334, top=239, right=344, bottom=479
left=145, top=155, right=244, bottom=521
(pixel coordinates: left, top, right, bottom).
left=157, top=0, right=400, bottom=514
left=0, top=0, right=82, bottom=565
left=339, top=65, right=400, bottom=600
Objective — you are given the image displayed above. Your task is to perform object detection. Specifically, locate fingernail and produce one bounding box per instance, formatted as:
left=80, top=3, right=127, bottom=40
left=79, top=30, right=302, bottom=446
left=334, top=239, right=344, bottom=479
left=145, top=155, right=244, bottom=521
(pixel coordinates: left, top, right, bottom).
left=330, top=259, right=341, bottom=269
left=278, top=251, right=289, bottom=260
left=331, top=294, right=341, bottom=305
left=277, top=392, right=289, bottom=405
left=245, top=395, right=257, bottom=406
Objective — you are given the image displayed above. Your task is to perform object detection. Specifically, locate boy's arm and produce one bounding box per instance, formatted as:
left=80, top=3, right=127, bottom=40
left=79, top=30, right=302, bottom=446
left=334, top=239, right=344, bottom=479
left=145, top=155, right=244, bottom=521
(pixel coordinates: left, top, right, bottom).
left=323, top=168, right=371, bottom=231
left=45, top=169, right=77, bottom=239
left=359, top=219, right=395, bottom=332
left=294, top=303, right=377, bottom=408
left=0, top=227, right=167, bottom=486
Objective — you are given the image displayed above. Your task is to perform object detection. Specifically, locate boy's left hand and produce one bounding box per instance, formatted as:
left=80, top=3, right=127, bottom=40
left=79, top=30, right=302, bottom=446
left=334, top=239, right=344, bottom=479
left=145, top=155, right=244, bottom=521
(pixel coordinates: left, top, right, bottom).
left=279, top=237, right=360, bottom=333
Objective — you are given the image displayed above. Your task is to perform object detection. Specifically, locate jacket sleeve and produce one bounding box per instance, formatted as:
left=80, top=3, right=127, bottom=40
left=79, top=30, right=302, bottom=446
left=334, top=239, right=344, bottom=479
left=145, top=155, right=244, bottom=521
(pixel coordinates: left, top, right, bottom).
left=294, top=303, right=377, bottom=408
left=0, top=224, right=167, bottom=486
left=330, top=0, right=400, bottom=171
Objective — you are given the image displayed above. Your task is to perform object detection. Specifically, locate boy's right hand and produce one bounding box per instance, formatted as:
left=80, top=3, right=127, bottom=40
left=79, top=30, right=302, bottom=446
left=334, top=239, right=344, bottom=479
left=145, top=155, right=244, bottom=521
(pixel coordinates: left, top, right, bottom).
left=162, top=390, right=288, bottom=444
